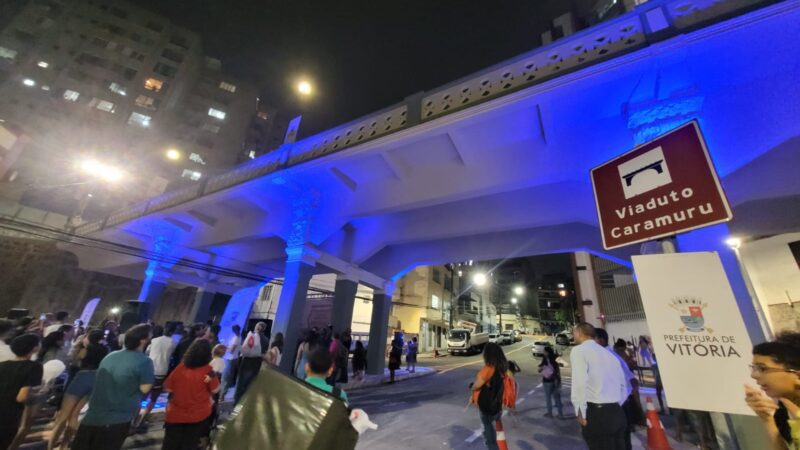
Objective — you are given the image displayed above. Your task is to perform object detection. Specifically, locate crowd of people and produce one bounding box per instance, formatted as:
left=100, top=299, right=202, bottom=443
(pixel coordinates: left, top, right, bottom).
left=0, top=311, right=369, bottom=450
left=469, top=324, right=799, bottom=450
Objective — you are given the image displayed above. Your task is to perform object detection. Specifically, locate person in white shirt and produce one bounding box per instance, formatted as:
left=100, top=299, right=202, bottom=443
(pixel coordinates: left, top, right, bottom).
left=0, top=319, right=14, bottom=362
left=595, top=328, right=637, bottom=450
left=222, top=325, right=242, bottom=397
left=44, top=311, right=69, bottom=337
left=135, top=323, right=176, bottom=429
left=570, top=323, right=628, bottom=450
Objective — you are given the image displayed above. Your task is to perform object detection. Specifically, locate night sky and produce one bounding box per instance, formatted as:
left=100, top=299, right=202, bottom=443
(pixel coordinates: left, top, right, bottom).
left=136, top=1, right=590, bottom=138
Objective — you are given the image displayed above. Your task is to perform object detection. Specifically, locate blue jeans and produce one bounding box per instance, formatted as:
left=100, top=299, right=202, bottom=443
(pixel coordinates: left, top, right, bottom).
left=543, top=381, right=563, bottom=416
left=480, top=411, right=502, bottom=450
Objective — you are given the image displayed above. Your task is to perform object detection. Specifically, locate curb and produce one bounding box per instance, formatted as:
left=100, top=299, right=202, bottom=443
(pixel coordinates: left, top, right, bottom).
left=340, top=367, right=438, bottom=391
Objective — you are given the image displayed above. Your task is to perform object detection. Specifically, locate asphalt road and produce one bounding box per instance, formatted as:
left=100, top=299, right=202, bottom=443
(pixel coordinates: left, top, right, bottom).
left=350, top=338, right=592, bottom=450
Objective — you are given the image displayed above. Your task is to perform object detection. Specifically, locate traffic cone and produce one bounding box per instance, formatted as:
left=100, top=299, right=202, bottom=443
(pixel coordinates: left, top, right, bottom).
left=495, top=418, right=509, bottom=450
left=645, top=396, right=672, bottom=450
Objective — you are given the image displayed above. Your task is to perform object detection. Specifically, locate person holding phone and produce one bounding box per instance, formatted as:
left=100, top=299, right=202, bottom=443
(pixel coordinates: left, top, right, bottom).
left=745, top=332, right=800, bottom=450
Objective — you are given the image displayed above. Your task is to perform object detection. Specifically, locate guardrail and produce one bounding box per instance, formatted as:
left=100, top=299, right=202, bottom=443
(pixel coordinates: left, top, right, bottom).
left=72, top=0, right=775, bottom=235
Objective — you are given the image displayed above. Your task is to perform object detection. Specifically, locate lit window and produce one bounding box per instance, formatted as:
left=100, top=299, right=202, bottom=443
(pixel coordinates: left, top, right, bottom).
left=135, top=94, right=157, bottom=110
left=63, top=90, right=80, bottom=101
left=128, top=112, right=151, bottom=127
left=207, top=108, right=226, bottom=120
left=432, top=295, right=440, bottom=309
left=201, top=123, right=220, bottom=134
left=37, top=61, right=49, bottom=68
left=91, top=99, right=116, bottom=113
left=0, top=46, right=17, bottom=60
left=181, top=169, right=202, bottom=181
left=257, top=111, right=268, bottom=120
left=189, top=153, right=206, bottom=165
left=248, top=150, right=256, bottom=159
left=218, top=81, right=236, bottom=93
left=143, top=77, right=164, bottom=92
left=108, top=82, right=126, bottom=96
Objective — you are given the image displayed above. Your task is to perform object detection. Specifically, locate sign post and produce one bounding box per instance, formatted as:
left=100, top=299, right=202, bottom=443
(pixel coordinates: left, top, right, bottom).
left=591, top=121, right=732, bottom=250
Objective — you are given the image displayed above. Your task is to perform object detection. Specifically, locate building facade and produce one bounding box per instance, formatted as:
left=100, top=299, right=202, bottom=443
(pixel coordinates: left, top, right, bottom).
left=0, top=0, right=283, bottom=219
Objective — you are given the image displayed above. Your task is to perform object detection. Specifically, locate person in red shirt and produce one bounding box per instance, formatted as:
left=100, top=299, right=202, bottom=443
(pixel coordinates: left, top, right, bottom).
left=162, top=339, right=220, bottom=450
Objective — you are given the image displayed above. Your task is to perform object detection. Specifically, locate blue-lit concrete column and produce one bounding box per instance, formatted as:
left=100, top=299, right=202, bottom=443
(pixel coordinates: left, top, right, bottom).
left=274, top=244, right=319, bottom=374
left=136, top=262, right=170, bottom=320
left=330, top=272, right=359, bottom=334
left=189, top=288, right=216, bottom=324
left=366, top=283, right=394, bottom=376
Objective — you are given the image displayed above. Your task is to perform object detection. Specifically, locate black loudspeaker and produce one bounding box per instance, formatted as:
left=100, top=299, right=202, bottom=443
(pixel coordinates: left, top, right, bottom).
left=119, top=301, right=150, bottom=332
left=6, top=308, right=30, bottom=320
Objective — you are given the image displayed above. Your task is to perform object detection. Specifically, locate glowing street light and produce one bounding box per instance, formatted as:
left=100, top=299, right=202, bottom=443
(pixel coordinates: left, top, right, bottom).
left=511, top=298, right=518, bottom=304
left=110, top=307, right=120, bottom=314
left=166, top=148, right=182, bottom=161
left=80, top=159, right=123, bottom=183
left=513, top=286, right=524, bottom=296
left=297, top=80, right=313, bottom=96
left=473, top=272, right=487, bottom=287
left=725, top=237, right=742, bottom=249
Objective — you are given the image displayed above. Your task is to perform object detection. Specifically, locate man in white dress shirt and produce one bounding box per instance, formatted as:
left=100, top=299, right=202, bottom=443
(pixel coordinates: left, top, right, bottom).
left=596, top=327, right=637, bottom=450
left=570, top=323, right=628, bottom=450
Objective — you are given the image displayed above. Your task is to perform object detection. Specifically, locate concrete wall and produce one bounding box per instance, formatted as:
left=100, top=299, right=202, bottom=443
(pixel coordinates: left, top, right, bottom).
left=739, top=233, right=800, bottom=333
left=0, top=236, right=141, bottom=319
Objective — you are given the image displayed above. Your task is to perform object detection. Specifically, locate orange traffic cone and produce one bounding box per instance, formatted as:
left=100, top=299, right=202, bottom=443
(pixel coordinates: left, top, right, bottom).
left=645, top=396, right=672, bottom=450
left=495, top=418, right=509, bottom=450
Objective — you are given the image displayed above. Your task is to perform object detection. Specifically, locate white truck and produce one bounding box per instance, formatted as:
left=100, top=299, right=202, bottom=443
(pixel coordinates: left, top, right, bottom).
left=447, top=328, right=489, bottom=355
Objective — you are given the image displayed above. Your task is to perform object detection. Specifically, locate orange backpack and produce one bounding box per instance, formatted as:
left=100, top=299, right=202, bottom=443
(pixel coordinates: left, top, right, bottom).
left=502, top=372, right=518, bottom=409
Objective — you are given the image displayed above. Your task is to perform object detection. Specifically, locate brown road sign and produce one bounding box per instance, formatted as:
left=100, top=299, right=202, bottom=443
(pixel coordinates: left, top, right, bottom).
left=591, top=121, right=732, bottom=250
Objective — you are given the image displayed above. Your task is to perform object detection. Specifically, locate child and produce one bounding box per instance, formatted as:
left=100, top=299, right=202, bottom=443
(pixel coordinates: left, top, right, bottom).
left=406, top=337, right=418, bottom=373
left=305, top=347, right=348, bottom=402
left=210, top=344, right=227, bottom=378
left=352, top=341, right=366, bottom=381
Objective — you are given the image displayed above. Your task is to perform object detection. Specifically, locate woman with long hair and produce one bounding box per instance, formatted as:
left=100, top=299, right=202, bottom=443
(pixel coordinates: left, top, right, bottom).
left=37, top=331, right=65, bottom=363
left=294, top=329, right=315, bottom=379
left=49, top=330, right=108, bottom=450
left=162, top=339, right=220, bottom=450
left=470, top=342, right=508, bottom=450
left=539, top=346, right=564, bottom=418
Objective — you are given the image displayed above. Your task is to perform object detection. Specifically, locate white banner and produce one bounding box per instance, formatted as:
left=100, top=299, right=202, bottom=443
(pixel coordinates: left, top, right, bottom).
left=632, top=252, right=755, bottom=416
left=80, top=298, right=101, bottom=325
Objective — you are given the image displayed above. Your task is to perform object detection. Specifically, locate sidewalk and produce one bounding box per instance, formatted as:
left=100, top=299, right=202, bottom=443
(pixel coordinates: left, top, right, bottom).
left=340, top=366, right=436, bottom=391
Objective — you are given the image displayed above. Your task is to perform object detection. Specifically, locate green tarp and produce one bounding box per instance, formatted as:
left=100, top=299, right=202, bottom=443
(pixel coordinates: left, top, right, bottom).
left=215, top=366, right=358, bottom=450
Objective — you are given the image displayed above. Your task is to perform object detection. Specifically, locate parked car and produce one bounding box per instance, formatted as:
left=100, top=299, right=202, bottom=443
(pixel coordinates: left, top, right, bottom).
left=555, top=333, right=571, bottom=346
left=488, top=333, right=501, bottom=344
left=500, top=331, right=514, bottom=345
left=531, top=341, right=551, bottom=357
left=512, top=330, right=523, bottom=342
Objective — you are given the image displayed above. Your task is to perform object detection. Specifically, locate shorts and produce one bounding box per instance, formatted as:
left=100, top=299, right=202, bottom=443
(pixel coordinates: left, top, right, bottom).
left=66, top=370, right=97, bottom=398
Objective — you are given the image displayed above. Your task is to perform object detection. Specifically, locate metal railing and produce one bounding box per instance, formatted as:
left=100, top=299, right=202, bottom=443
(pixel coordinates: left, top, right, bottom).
left=73, top=0, right=776, bottom=235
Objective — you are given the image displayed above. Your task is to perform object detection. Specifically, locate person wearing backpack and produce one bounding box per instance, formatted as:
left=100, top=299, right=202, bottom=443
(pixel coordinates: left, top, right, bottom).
left=469, top=342, right=507, bottom=450
left=539, top=346, right=564, bottom=418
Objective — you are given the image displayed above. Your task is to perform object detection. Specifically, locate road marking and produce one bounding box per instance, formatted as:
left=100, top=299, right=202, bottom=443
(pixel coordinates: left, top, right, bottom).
left=517, top=397, right=526, bottom=404
left=465, top=429, right=483, bottom=443
left=528, top=389, right=537, bottom=395
left=537, top=382, right=543, bottom=388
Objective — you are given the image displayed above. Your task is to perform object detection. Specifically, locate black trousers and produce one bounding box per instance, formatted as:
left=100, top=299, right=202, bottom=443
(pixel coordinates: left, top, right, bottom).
left=71, top=422, right=130, bottom=450
left=581, top=403, right=627, bottom=450
left=162, top=420, right=209, bottom=450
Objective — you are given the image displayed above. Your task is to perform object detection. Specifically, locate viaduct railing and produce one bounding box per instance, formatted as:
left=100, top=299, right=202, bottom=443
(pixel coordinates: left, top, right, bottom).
left=74, top=0, right=773, bottom=235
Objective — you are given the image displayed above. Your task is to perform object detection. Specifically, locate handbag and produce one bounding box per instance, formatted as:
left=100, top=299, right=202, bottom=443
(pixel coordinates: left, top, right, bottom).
left=541, top=358, right=555, bottom=379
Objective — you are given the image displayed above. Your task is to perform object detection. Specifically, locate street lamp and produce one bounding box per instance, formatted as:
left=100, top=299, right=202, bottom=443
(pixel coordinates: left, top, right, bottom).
left=511, top=298, right=518, bottom=304
left=473, top=272, right=487, bottom=287
left=80, top=159, right=123, bottom=183
left=165, top=148, right=182, bottom=161
left=725, top=237, right=742, bottom=249
left=513, top=286, right=524, bottom=296
left=110, top=307, right=120, bottom=314
left=297, top=80, right=313, bottom=96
